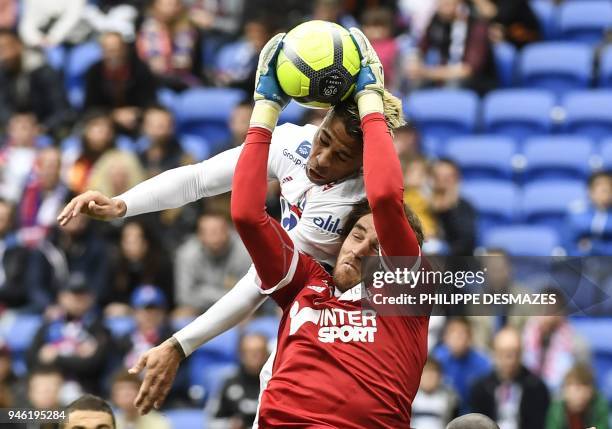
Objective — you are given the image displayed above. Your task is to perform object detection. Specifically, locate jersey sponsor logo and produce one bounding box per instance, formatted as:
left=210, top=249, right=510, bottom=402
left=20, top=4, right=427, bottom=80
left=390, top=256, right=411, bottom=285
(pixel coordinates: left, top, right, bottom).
left=282, top=148, right=307, bottom=168
left=307, top=285, right=327, bottom=293
left=279, top=195, right=307, bottom=232
left=288, top=301, right=377, bottom=343
left=296, top=140, right=312, bottom=158
left=313, top=215, right=344, bottom=235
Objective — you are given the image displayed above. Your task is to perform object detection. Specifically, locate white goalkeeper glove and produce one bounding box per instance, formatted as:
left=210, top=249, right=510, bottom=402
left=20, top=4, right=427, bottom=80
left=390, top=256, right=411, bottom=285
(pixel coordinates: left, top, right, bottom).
left=349, top=27, right=385, bottom=118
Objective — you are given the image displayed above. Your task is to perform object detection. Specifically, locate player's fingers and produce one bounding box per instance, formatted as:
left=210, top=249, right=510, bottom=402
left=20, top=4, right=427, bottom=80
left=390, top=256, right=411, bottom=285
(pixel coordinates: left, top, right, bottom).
left=139, top=375, right=160, bottom=414
left=134, top=372, right=154, bottom=409
left=71, top=198, right=87, bottom=218
left=128, top=353, right=147, bottom=375
left=153, top=379, right=172, bottom=410
left=57, top=199, right=77, bottom=223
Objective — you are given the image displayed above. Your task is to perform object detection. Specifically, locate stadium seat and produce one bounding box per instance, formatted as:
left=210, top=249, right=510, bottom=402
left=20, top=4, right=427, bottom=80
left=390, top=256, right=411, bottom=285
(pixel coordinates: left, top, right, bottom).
left=1, top=314, right=42, bottom=353
left=244, top=316, right=281, bottom=340
left=559, top=1, right=612, bottom=44
left=65, top=41, right=103, bottom=107
left=483, top=225, right=561, bottom=256
left=522, top=180, right=586, bottom=229
left=174, top=88, right=246, bottom=152
left=164, top=408, right=207, bottom=429
left=45, top=45, right=66, bottom=71
left=444, top=136, right=517, bottom=180
left=518, top=42, right=594, bottom=95
left=404, top=89, right=479, bottom=141
left=530, top=0, right=558, bottom=39
left=493, top=42, right=517, bottom=87
left=180, top=134, right=212, bottom=161
left=189, top=361, right=237, bottom=404
left=561, top=90, right=612, bottom=141
left=523, top=136, right=594, bottom=182
left=104, top=316, right=136, bottom=338
left=279, top=100, right=307, bottom=125
left=157, top=88, right=178, bottom=110
left=482, top=89, right=555, bottom=141
left=191, top=327, right=240, bottom=365
left=462, top=181, right=520, bottom=238
left=601, top=138, right=612, bottom=169
left=599, top=45, right=612, bottom=87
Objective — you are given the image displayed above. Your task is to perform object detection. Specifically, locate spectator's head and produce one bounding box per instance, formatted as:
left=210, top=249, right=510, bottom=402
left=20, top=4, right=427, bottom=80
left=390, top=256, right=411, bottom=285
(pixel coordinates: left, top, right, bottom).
left=34, top=147, right=62, bottom=192
left=437, top=0, right=464, bottom=22
left=100, top=32, right=129, bottom=69
left=588, top=171, right=612, bottom=210
left=446, top=413, right=500, bottom=429
left=142, top=105, right=175, bottom=145
left=110, top=370, right=141, bottom=418
left=240, top=333, right=269, bottom=376
left=404, top=156, right=429, bottom=189
left=361, top=7, right=395, bottom=41
left=0, top=29, right=22, bottom=72
left=562, top=364, right=596, bottom=415
left=197, top=212, right=231, bottom=256
left=28, top=365, right=64, bottom=409
left=58, top=272, right=95, bottom=318
left=393, top=123, right=420, bottom=163
left=0, top=198, right=15, bottom=237
left=121, top=221, right=150, bottom=263
left=244, top=15, right=275, bottom=52
left=432, top=158, right=462, bottom=194
left=480, top=248, right=511, bottom=292
left=6, top=110, right=39, bottom=147
left=419, top=357, right=443, bottom=394
left=443, top=317, right=473, bottom=358
left=131, top=285, right=167, bottom=332
left=313, top=0, right=342, bottom=23
left=62, top=394, right=115, bottom=429
left=81, top=110, right=115, bottom=158
left=150, top=0, right=184, bottom=23
left=87, top=151, right=146, bottom=197
left=0, top=340, right=12, bottom=382
left=229, top=100, right=253, bottom=146
left=493, top=327, right=522, bottom=382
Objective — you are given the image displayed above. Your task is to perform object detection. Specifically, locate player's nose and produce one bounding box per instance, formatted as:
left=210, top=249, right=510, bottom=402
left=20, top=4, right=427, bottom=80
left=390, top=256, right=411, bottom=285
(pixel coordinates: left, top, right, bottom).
left=317, top=149, right=332, bottom=169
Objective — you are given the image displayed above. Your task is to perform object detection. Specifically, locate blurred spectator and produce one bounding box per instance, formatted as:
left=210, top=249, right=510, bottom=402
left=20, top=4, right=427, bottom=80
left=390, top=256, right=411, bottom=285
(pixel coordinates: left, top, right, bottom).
left=403, top=156, right=437, bottom=240
left=470, top=327, right=550, bottom=429
left=411, top=358, right=459, bottom=429
left=0, top=340, right=17, bottom=407
left=393, top=123, right=421, bottom=169
left=107, top=221, right=174, bottom=308
left=87, top=150, right=147, bottom=198
left=545, top=364, right=609, bottom=429
left=566, top=171, right=612, bottom=256
left=19, top=147, right=68, bottom=231
left=18, top=0, right=88, bottom=48
left=361, top=8, right=399, bottom=90
left=26, top=213, right=110, bottom=309
left=311, top=0, right=358, bottom=29
left=111, top=370, right=170, bottom=429
left=0, top=0, right=17, bottom=30
left=0, top=111, right=40, bottom=203
left=175, top=212, right=251, bottom=313
left=115, top=285, right=173, bottom=369
left=83, top=0, right=145, bottom=42
left=63, top=394, right=116, bottom=429
left=65, top=111, right=117, bottom=194
left=186, top=0, right=245, bottom=37
left=209, top=333, right=270, bottom=429
left=84, top=32, right=158, bottom=137
left=430, top=159, right=477, bottom=256
left=471, top=0, right=540, bottom=47
left=0, top=199, right=30, bottom=308
left=398, top=0, right=438, bottom=40
left=522, top=289, right=590, bottom=392
left=137, top=0, right=203, bottom=91
left=224, top=100, right=253, bottom=148
left=433, top=317, right=492, bottom=413
left=26, top=364, right=66, bottom=409
left=26, top=273, right=111, bottom=394
left=0, top=30, right=71, bottom=136
left=137, top=105, right=190, bottom=178
left=407, top=0, right=497, bottom=94
left=301, top=107, right=328, bottom=127
left=447, top=413, right=501, bottom=429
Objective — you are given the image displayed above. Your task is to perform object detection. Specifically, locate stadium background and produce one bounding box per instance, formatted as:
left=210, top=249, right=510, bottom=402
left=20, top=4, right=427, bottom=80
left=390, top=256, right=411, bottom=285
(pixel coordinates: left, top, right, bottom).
left=0, top=0, right=611, bottom=427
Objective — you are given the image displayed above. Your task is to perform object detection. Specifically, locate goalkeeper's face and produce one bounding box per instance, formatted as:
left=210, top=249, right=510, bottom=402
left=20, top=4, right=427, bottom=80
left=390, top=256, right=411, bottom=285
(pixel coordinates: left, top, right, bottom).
left=306, top=116, right=362, bottom=185
left=333, top=214, right=379, bottom=292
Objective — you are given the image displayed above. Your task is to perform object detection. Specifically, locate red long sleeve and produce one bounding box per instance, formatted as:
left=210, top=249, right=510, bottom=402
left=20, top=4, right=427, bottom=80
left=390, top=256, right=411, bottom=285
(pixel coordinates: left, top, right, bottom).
left=231, top=127, right=299, bottom=290
left=361, top=113, right=420, bottom=257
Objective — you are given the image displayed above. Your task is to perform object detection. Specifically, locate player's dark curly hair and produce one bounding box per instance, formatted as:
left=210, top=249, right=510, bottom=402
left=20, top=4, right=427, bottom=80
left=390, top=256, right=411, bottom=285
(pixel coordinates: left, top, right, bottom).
left=341, top=199, right=424, bottom=247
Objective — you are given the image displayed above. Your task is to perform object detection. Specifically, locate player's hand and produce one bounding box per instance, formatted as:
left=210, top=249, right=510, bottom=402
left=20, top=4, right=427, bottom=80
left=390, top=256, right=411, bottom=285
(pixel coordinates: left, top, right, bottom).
left=129, top=338, right=184, bottom=414
left=251, top=32, right=290, bottom=131
left=349, top=27, right=385, bottom=118
left=57, top=190, right=126, bottom=226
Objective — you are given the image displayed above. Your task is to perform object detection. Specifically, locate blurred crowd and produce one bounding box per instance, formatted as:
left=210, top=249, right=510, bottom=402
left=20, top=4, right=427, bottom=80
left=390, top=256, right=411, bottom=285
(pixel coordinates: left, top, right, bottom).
left=0, top=0, right=611, bottom=428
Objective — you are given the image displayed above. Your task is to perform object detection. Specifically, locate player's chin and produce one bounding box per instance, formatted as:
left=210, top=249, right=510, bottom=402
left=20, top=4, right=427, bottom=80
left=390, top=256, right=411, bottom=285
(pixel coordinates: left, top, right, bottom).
left=334, top=264, right=362, bottom=290
left=306, top=166, right=329, bottom=186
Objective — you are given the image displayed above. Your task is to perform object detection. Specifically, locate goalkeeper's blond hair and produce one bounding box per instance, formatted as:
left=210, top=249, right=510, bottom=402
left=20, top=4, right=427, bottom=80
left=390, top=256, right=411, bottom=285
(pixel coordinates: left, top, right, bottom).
left=325, top=89, right=406, bottom=141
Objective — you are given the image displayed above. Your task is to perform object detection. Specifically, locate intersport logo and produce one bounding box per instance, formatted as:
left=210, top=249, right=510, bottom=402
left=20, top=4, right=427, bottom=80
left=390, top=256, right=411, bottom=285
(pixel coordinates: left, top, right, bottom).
left=288, top=301, right=377, bottom=343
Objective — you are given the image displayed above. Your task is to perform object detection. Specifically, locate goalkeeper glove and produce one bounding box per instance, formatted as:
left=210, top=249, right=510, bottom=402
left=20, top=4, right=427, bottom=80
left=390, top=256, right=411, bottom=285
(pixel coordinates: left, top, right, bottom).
left=349, top=27, right=385, bottom=118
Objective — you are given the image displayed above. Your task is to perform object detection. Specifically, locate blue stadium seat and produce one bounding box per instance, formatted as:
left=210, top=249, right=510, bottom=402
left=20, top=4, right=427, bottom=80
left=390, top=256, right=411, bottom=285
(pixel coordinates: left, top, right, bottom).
left=600, top=138, right=612, bottom=169
left=404, top=89, right=479, bottom=141
left=522, top=180, right=586, bottom=229
left=279, top=101, right=307, bottom=125
left=65, top=41, right=102, bottom=107
left=45, top=45, right=66, bottom=71
left=462, top=181, right=520, bottom=239
left=483, top=225, right=561, bottom=256
left=523, top=136, right=594, bottom=182
left=174, top=88, right=246, bottom=151
left=164, top=408, right=207, bottom=429
left=1, top=314, right=42, bottom=353
left=559, top=1, right=612, bottom=44
left=562, top=90, right=612, bottom=141
left=157, top=88, right=178, bottom=110
left=104, top=316, right=136, bottom=338
left=518, top=42, right=594, bottom=95
left=192, top=327, right=239, bottom=365
left=180, top=134, right=212, bottom=161
left=445, top=136, right=517, bottom=180
left=189, top=361, right=237, bottom=404
left=599, top=45, right=612, bottom=87
left=493, top=42, right=517, bottom=87
left=482, top=89, right=555, bottom=141
left=244, top=316, right=280, bottom=340
left=530, top=0, right=558, bottom=39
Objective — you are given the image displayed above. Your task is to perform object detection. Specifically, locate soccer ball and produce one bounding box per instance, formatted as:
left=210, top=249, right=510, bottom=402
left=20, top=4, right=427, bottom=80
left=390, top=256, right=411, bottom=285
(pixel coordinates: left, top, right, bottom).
left=276, top=20, right=361, bottom=109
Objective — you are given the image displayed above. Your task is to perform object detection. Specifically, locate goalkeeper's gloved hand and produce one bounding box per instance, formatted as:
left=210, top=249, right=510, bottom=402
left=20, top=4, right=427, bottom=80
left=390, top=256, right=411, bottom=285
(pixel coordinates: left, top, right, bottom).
left=251, top=32, right=290, bottom=131
left=349, top=27, right=385, bottom=119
